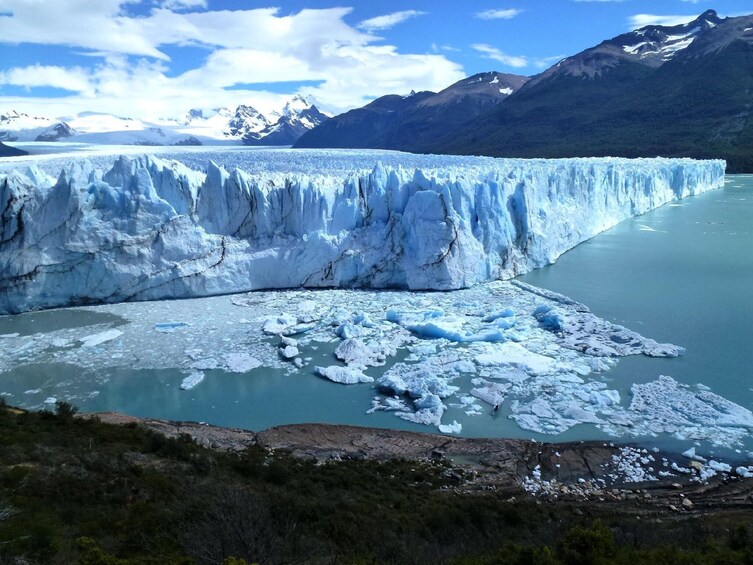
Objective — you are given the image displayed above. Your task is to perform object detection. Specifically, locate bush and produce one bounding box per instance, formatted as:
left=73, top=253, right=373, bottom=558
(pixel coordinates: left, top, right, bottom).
left=55, top=400, right=79, bottom=418
left=557, top=520, right=615, bottom=565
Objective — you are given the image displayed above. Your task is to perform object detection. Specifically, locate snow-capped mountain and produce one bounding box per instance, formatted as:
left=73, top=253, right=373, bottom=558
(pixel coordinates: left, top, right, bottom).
left=225, top=105, right=270, bottom=137
left=530, top=9, right=723, bottom=84
left=0, top=111, right=73, bottom=142
left=415, top=10, right=753, bottom=173
left=0, top=96, right=325, bottom=148
left=244, top=95, right=330, bottom=146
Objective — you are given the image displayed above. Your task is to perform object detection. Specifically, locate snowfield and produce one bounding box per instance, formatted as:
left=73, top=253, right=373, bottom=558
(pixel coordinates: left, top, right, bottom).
left=0, top=150, right=725, bottom=314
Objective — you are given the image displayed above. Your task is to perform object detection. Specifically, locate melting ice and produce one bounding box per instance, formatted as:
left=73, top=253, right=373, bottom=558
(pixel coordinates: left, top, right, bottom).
left=2, top=279, right=751, bottom=447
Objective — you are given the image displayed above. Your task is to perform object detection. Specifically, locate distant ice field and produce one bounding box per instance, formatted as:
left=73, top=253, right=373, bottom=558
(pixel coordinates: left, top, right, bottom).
left=1, top=143, right=503, bottom=177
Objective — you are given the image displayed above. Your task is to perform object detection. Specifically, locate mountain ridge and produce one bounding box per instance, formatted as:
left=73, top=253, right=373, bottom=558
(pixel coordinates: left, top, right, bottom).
left=296, top=10, right=753, bottom=172
left=294, top=72, right=528, bottom=151
left=0, top=95, right=328, bottom=147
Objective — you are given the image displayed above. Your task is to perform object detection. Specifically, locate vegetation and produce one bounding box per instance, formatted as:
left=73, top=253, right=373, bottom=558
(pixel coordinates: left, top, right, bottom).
left=1, top=401, right=753, bottom=564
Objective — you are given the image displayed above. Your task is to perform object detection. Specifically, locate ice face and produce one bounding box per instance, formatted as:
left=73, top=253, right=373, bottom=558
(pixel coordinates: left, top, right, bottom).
left=0, top=153, right=725, bottom=314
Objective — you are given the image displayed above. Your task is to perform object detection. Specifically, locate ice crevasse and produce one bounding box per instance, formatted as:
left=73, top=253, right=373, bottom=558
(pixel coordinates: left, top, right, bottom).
left=0, top=155, right=725, bottom=314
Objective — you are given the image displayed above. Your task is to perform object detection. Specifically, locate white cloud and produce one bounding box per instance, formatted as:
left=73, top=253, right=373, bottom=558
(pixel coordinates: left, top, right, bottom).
left=471, top=44, right=528, bottom=68
left=628, top=14, right=698, bottom=28
left=158, top=0, right=207, bottom=10
left=532, top=55, right=566, bottom=69
left=0, top=3, right=464, bottom=119
left=0, top=0, right=169, bottom=59
left=431, top=44, right=461, bottom=53
left=474, top=9, right=522, bottom=20
left=0, top=65, right=94, bottom=96
left=357, top=10, right=426, bottom=32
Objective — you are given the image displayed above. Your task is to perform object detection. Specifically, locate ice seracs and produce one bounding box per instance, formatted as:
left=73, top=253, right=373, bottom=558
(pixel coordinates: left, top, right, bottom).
left=0, top=154, right=725, bottom=315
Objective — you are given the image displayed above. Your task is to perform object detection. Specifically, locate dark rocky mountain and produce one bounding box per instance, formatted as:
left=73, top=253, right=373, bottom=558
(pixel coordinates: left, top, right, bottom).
left=294, top=72, right=527, bottom=150
left=0, top=142, right=26, bottom=157
left=428, top=10, right=753, bottom=172
left=244, top=95, right=329, bottom=146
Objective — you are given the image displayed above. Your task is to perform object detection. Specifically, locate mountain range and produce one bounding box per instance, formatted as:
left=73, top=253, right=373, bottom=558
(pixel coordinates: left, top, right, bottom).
left=297, top=10, right=753, bottom=173
left=295, top=72, right=528, bottom=150
left=0, top=95, right=328, bottom=149
left=3, top=10, right=751, bottom=170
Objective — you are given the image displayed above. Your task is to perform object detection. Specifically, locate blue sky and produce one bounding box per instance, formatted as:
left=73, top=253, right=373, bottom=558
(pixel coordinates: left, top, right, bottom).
left=0, top=0, right=750, bottom=119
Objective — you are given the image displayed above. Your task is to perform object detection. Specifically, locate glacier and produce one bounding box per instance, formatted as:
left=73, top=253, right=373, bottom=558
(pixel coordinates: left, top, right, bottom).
left=0, top=153, right=725, bottom=314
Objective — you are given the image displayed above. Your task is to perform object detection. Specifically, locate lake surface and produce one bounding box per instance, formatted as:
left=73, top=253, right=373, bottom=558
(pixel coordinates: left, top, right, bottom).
left=0, top=173, right=751, bottom=458
left=519, top=174, right=753, bottom=455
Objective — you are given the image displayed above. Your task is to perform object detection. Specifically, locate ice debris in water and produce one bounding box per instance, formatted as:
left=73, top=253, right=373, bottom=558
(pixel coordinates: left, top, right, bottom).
left=438, top=421, right=462, bottom=434
left=601, top=376, right=753, bottom=447
left=316, top=366, right=374, bottom=385
left=180, top=371, right=204, bottom=390
left=224, top=353, right=263, bottom=373
left=80, top=329, right=123, bottom=348
left=155, top=322, right=190, bottom=333
left=0, top=275, right=749, bottom=444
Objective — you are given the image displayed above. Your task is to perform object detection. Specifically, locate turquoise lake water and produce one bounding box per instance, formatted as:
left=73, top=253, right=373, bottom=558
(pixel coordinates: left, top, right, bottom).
left=0, top=175, right=751, bottom=457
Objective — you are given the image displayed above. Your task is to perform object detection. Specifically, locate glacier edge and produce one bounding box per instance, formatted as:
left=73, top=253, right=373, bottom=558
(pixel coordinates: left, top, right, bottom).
left=0, top=155, right=726, bottom=314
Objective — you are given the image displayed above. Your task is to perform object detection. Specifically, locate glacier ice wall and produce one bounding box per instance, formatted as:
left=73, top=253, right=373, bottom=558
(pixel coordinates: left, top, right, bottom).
left=0, top=155, right=725, bottom=314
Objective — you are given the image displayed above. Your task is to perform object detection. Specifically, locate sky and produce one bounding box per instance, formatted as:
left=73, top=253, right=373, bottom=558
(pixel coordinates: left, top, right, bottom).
left=0, top=0, right=750, bottom=120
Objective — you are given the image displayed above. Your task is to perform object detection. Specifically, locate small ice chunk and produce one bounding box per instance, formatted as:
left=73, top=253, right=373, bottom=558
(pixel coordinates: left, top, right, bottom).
left=154, top=322, right=190, bottom=332
left=533, top=305, right=567, bottom=332
left=280, top=336, right=298, bottom=347
left=438, top=420, right=462, bottom=434
left=280, top=345, right=299, bottom=359
left=474, top=342, right=557, bottom=375
left=471, top=381, right=508, bottom=406
left=682, top=447, right=707, bottom=462
left=80, top=329, right=123, bottom=348
left=335, top=322, right=361, bottom=339
left=736, top=466, right=753, bottom=478
left=224, top=352, right=262, bottom=373
left=0, top=333, right=19, bottom=338
left=482, top=308, right=515, bottom=323
left=707, top=460, right=731, bottom=473
left=180, top=371, right=205, bottom=390
left=335, top=338, right=369, bottom=366
left=263, top=314, right=297, bottom=335
left=316, top=365, right=373, bottom=384
left=367, top=396, right=409, bottom=414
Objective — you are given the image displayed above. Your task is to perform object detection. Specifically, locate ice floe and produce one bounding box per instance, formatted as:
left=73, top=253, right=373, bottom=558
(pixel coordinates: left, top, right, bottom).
left=180, top=371, right=205, bottom=390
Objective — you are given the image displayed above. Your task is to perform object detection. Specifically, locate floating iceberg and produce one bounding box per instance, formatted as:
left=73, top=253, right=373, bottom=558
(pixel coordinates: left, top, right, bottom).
left=0, top=154, right=724, bottom=314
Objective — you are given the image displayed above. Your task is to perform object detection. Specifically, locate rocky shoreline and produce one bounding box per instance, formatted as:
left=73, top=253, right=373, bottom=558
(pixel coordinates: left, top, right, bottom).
left=85, top=413, right=753, bottom=514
